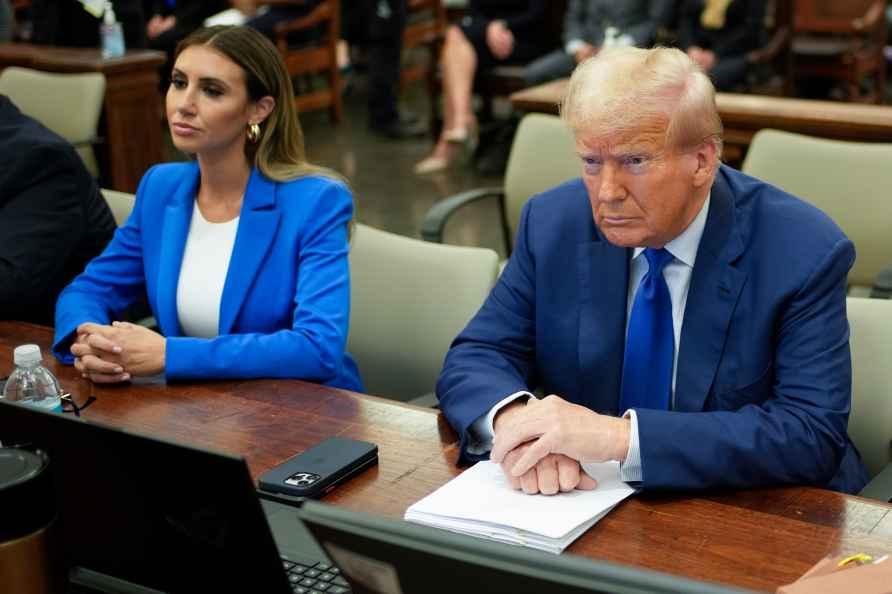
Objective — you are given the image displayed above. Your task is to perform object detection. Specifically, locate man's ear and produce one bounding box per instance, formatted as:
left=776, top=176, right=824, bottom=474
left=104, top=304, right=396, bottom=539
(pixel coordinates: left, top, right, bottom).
left=252, top=95, right=275, bottom=125
left=692, top=139, right=718, bottom=188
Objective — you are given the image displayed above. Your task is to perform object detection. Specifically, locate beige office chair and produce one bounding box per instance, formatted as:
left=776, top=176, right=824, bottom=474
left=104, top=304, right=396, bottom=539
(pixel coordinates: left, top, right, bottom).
left=100, top=188, right=135, bottom=227
left=846, top=297, right=892, bottom=500
left=421, top=113, right=580, bottom=256
left=348, top=224, right=499, bottom=404
left=0, top=66, right=106, bottom=178
left=742, top=129, right=892, bottom=293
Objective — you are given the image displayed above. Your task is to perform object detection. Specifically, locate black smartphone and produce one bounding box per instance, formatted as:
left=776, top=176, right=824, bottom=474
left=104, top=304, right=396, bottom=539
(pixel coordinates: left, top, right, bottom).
left=257, top=437, right=378, bottom=499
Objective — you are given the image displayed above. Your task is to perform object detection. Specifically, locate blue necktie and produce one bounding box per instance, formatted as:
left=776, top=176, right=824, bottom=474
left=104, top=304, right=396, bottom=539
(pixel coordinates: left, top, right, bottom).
left=619, top=248, right=674, bottom=412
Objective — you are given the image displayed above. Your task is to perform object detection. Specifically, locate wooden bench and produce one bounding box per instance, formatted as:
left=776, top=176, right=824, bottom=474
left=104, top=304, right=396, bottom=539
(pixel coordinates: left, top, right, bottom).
left=510, top=79, right=892, bottom=164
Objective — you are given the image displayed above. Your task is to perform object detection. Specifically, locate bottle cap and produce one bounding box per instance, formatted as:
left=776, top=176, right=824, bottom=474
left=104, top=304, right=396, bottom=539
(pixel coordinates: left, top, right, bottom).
left=104, top=2, right=117, bottom=25
left=13, top=344, right=42, bottom=366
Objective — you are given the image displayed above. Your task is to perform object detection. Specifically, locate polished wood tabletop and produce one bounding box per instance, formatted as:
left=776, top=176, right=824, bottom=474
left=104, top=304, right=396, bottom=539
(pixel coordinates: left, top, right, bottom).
left=509, top=79, right=892, bottom=164
left=2, top=321, right=891, bottom=592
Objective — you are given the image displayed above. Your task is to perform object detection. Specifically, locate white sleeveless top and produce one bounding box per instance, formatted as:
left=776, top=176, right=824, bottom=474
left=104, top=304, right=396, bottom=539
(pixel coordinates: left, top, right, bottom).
left=176, top=202, right=240, bottom=338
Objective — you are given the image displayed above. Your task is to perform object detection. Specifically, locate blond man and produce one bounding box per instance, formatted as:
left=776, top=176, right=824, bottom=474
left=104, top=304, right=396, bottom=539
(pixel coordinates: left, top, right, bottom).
left=437, top=47, right=869, bottom=495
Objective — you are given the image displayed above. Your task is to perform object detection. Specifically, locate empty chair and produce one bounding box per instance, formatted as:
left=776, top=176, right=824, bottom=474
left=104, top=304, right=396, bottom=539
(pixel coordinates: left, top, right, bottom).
left=0, top=67, right=105, bottom=177
left=269, top=0, right=342, bottom=123
left=789, top=0, right=887, bottom=103
left=100, top=188, right=136, bottom=227
left=348, top=223, right=499, bottom=403
left=846, top=297, right=892, bottom=501
left=421, top=113, right=579, bottom=256
left=742, top=129, right=892, bottom=292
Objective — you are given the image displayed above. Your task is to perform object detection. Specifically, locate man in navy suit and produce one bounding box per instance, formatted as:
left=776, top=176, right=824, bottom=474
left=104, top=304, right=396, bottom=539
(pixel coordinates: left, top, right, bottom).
left=436, top=46, right=870, bottom=495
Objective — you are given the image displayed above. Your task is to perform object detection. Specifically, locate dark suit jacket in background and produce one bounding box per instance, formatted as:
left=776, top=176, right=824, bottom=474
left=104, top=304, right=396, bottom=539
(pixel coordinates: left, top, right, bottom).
left=677, top=0, right=765, bottom=60
left=0, top=96, right=115, bottom=326
left=563, top=0, right=674, bottom=48
left=31, top=0, right=147, bottom=49
left=437, top=165, right=870, bottom=495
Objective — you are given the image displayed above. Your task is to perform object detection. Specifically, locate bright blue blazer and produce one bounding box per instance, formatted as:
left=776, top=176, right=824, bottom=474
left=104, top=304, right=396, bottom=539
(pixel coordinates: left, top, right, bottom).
left=437, top=165, right=869, bottom=494
left=53, top=162, right=363, bottom=392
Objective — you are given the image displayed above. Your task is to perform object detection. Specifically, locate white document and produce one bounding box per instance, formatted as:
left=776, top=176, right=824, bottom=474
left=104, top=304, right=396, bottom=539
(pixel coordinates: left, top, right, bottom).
left=405, top=461, right=635, bottom=554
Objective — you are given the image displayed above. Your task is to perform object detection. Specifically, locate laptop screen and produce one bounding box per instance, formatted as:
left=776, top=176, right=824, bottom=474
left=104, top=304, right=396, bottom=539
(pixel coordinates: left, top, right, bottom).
left=0, top=400, right=291, bottom=594
left=298, top=500, right=760, bottom=594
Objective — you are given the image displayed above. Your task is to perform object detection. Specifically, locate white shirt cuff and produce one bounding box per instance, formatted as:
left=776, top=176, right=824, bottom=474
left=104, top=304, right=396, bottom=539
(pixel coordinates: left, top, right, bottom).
left=619, top=409, right=643, bottom=483
left=565, top=39, right=586, bottom=55
left=467, top=391, right=533, bottom=455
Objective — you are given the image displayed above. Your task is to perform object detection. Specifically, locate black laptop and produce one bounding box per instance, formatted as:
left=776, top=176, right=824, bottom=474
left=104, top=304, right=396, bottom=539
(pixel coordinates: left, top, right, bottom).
left=0, top=399, right=347, bottom=594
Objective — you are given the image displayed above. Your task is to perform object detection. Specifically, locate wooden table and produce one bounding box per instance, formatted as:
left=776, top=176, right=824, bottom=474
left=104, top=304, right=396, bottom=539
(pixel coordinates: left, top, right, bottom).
left=0, top=43, right=166, bottom=193
left=2, top=321, right=891, bottom=593
left=510, top=79, right=892, bottom=164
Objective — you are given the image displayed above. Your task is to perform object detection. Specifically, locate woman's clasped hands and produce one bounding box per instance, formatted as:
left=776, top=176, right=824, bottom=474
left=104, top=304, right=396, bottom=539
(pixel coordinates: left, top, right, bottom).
left=71, top=322, right=166, bottom=383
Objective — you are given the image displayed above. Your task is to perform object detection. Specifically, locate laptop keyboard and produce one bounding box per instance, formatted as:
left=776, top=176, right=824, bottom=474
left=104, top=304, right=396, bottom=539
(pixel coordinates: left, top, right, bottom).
left=282, top=557, right=352, bottom=594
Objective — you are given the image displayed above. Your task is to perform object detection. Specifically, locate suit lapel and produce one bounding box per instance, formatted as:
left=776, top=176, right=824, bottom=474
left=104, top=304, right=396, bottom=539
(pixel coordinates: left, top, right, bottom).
left=675, top=170, right=747, bottom=412
left=578, top=232, right=629, bottom=414
left=218, top=169, right=280, bottom=335
left=155, top=164, right=200, bottom=337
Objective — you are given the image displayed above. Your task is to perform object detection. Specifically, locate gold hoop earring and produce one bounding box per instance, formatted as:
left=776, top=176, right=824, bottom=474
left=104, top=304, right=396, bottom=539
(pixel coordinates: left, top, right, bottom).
left=247, top=122, right=261, bottom=143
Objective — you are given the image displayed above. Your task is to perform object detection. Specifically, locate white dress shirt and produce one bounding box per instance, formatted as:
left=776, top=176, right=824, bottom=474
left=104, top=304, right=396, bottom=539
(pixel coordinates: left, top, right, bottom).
left=176, top=203, right=239, bottom=339
left=469, top=195, right=711, bottom=484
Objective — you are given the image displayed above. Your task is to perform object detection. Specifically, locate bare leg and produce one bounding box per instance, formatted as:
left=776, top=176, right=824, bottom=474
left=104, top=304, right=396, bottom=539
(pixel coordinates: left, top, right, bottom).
left=415, top=26, right=478, bottom=173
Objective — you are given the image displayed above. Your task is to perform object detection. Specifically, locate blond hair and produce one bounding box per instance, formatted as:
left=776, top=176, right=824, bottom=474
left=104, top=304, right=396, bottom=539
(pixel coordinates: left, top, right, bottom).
left=175, top=26, right=344, bottom=184
left=561, top=46, right=723, bottom=155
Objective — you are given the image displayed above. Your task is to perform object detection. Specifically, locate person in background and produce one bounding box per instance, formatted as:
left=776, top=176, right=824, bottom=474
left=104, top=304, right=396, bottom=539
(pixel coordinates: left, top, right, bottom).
left=54, top=25, right=363, bottom=392
left=524, top=0, right=675, bottom=85
left=31, top=0, right=147, bottom=49
left=146, top=0, right=227, bottom=86
left=676, top=0, right=766, bottom=91
left=0, top=0, right=12, bottom=43
left=436, top=46, right=869, bottom=496
left=414, top=0, right=547, bottom=174
left=0, top=94, right=116, bottom=326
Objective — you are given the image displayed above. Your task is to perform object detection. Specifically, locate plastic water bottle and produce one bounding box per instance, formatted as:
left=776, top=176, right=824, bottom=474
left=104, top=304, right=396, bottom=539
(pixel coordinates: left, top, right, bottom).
left=101, top=2, right=125, bottom=59
left=1, top=345, right=63, bottom=412
left=603, top=26, right=619, bottom=49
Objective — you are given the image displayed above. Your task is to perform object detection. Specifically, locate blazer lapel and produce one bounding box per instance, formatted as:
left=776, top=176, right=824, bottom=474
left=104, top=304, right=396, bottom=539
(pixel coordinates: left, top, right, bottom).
left=218, top=169, right=280, bottom=335
left=155, top=163, right=200, bottom=337
left=578, top=232, right=629, bottom=414
left=675, top=171, right=747, bottom=412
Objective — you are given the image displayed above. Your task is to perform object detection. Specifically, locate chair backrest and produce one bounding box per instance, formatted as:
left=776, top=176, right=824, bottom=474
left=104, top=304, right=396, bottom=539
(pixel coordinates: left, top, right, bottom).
left=794, top=0, right=884, bottom=32
left=846, top=297, right=892, bottom=477
left=270, top=0, right=342, bottom=122
left=402, top=0, right=446, bottom=91
left=503, top=113, right=580, bottom=245
left=100, top=188, right=135, bottom=227
left=742, top=129, right=892, bottom=288
left=347, top=224, right=499, bottom=402
left=0, top=66, right=105, bottom=177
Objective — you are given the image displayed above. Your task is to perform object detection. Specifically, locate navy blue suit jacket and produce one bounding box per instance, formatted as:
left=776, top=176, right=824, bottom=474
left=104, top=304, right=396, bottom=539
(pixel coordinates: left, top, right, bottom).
left=54, top=162, right=363, bottom=392
left=437, top=165, right=869, bottom=494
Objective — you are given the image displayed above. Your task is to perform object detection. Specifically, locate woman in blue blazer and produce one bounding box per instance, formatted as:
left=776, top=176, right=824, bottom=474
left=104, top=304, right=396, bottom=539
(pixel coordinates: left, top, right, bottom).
left=54, top=25, right=363, bottom=392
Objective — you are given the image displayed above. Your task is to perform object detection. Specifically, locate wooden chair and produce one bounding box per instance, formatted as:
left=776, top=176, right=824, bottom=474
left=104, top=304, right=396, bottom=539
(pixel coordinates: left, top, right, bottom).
left=270, top=0, right=342, bottom=122
left=401, top=0, right=446, bottom=92
left=743, top=0, right=794, bottom=95
left=789, top=0, right=888, bottom=103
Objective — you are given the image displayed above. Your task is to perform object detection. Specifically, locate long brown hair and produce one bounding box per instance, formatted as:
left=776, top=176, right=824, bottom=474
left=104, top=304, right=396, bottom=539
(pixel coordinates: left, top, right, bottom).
left=174, top=26, right=343, bottom=184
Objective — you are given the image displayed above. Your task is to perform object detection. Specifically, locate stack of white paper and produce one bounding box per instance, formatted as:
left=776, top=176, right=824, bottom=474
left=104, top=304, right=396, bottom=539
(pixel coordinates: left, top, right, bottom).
left=404, top=461, right=635, bottom=554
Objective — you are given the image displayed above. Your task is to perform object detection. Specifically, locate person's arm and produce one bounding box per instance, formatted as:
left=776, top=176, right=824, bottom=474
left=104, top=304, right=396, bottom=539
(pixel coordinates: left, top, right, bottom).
left=635, top=236, right=855, bottom=490
left=0, top=146, right=88, bottom=320
left=163, top=181, right=354, bottom=382
left=437, top=200, right=540, bottom=462
left=503, top=0, right=547, bottom=36
left=52, top=167, right=154, bottom=362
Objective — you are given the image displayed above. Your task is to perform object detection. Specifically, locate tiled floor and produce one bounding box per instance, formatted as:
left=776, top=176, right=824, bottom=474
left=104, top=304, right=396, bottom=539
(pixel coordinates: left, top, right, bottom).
left=295, top=81, right=509, bottom=258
